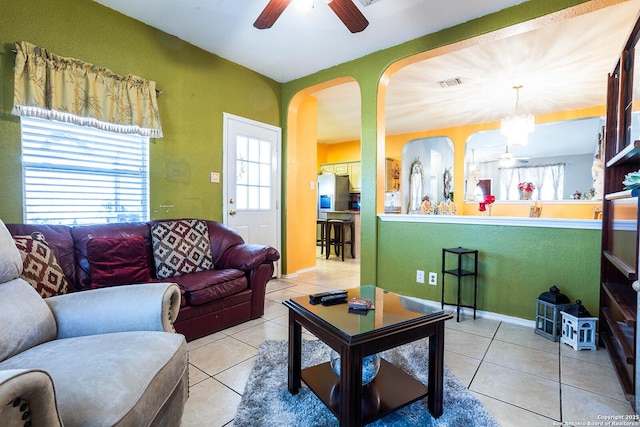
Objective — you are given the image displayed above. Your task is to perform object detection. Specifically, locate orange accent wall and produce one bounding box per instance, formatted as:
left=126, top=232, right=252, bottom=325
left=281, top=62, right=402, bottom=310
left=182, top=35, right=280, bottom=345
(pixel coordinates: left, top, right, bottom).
left=318, top=106, right=604, bottom=219
left=464, top=201, right=601, bottom=218
left=317, top=140, right=361, bottom=171
left=317, top=143, right=329, bottom=169
left=286, top=96, right=318, bottom=273
left=383, top=105, right=605, bottom=217
left=287, top=76, right=359, bottom=276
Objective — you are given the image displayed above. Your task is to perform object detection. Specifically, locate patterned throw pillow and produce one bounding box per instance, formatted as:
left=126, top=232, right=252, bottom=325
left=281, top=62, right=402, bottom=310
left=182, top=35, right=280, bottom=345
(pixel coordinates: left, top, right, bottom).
left=13, top=232, right=69, bottom=298
left=151, top=220, right=214, bottom=279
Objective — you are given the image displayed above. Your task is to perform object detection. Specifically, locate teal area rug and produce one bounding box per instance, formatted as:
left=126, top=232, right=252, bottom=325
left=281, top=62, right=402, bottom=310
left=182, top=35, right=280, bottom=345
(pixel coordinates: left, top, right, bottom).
left=234, top=339, right=499, bottom=426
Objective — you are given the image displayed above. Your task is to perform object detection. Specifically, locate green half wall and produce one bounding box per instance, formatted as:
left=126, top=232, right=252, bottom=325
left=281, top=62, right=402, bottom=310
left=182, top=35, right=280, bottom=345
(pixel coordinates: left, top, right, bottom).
left=376, top=218, right=601, bottom=321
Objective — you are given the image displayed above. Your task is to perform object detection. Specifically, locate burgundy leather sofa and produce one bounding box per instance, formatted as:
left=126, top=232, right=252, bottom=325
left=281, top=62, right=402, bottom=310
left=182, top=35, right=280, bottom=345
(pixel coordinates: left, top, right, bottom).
left=7, top=219, right=280, bottom=341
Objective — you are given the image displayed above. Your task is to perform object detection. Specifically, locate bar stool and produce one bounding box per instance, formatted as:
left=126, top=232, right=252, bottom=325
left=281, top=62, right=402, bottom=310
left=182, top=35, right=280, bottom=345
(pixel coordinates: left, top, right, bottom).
left=316, top=218, right=327, bottom=254
left=326, top=219, right=355, bottom=261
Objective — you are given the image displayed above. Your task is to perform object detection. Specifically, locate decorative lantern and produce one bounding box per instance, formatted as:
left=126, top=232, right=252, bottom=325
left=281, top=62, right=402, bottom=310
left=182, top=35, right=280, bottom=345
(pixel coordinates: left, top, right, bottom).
left=535, top=286, right=572, bottom=341
left=561, top=300, right=597, bottom=351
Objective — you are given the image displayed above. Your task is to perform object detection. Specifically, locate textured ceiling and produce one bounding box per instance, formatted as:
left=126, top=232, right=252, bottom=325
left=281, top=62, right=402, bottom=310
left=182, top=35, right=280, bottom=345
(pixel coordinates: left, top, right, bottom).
left=93, top=0, right=528, bottom=83
left=313, top=0, right=640, bottom=164
left=92, top=0, right=640, bottom=160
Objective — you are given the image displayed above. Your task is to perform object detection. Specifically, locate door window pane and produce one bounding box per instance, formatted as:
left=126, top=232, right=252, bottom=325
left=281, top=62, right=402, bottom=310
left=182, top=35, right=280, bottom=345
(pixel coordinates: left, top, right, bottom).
left=235, top=136, right=272, bottom=210
left=236, top=186, right=248, bottom=210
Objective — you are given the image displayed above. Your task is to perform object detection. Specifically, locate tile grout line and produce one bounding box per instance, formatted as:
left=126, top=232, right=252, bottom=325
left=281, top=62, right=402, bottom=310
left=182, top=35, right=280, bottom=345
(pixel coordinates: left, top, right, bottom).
left=464, top=321, right=565, bottom=422
left=190, top=256, right=635, bottom=425
left=556, top=352, right=631, bottom=404
left=558, top=340, right=564, bottom=423
left=465, top=320, right=501, bottom=389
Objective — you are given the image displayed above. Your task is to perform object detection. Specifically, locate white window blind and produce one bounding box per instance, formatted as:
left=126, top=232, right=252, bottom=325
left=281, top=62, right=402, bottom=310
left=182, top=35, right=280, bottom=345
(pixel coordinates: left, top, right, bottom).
left=20, top=117, right=149, bottom=225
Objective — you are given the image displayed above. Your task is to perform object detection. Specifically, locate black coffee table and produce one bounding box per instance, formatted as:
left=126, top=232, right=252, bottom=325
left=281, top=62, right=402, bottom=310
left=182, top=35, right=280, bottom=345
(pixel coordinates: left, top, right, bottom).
left=283, top=285, right=451, bottom=427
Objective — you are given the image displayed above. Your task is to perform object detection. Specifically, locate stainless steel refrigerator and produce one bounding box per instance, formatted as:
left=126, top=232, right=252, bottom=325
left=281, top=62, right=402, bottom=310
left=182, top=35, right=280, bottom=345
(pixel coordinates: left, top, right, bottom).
left=317, top=174, right=349, bottom=219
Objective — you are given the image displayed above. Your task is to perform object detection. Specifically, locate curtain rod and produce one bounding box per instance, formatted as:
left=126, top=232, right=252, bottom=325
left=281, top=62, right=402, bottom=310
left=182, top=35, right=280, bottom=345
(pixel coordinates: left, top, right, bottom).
left=11, top=48, right=164, bottom=96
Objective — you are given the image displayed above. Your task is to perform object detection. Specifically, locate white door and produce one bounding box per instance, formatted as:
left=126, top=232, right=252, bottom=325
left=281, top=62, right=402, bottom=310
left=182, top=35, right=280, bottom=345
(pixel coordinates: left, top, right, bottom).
left=223, top=113, right=281, bottom=277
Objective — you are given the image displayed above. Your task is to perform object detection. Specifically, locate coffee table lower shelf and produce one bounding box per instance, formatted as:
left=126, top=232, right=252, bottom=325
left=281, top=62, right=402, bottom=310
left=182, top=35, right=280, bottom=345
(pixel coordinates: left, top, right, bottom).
left=301, top=358, right=429, bottom=425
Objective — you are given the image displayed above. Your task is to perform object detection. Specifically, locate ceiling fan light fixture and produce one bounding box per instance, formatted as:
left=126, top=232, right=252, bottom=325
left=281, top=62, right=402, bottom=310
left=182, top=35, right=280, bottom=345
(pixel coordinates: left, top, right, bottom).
left=498, top=151, right=516, bottom=167
left=438, top=77, right=462, bottom=88
left=294, top=0, right=315, bottom=10
left=256, top=0, right=368, bottom=33
left=500, top=85, right=534, bottom=147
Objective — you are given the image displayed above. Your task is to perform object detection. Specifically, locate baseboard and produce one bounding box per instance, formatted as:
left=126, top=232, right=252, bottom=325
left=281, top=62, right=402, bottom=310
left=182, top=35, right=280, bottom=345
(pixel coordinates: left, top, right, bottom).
left=402, top=296, right=535, bottom=328
left=281, top=265, right=317, bottom=279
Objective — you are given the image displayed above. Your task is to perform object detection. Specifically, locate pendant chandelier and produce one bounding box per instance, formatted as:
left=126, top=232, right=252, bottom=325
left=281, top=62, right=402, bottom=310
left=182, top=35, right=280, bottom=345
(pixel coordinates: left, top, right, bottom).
left=501, top=85, right=534, bottom=147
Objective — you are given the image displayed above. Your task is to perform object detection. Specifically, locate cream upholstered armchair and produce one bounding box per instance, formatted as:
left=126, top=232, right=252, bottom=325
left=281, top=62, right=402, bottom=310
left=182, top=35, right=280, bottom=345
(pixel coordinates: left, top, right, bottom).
left=0, top=220, right=188, bottom=426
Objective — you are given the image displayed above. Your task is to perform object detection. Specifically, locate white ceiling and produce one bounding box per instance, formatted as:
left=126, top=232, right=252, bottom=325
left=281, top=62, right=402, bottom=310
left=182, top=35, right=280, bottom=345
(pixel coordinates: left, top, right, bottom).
left=385, top=2, right=637, bottom=135
left=316, top=1, right=640, bottom=139
left=93, top=0, right=529, bottom=83
left=92, top=0, right=640, bottom=159
left=314, top=0, right=640, bottom=165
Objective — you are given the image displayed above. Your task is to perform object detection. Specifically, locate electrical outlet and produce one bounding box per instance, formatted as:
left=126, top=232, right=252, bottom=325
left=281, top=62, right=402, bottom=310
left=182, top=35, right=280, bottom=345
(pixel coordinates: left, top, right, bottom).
left=416, top=270, right=425, bottom=283
left=428, top=272, right=438, bottom=285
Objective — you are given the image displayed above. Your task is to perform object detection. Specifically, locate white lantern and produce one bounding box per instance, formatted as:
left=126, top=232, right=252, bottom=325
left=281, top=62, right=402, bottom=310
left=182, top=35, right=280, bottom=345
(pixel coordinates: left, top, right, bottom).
left=560, top=300, right=597, bottom=351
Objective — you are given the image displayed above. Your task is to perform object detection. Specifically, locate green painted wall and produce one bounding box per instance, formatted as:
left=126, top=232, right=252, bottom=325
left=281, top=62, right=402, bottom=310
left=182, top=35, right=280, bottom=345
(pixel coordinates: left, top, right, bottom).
left=281, top=0, right=589, bottom=286
left=377, top=219, right=601, bottom=320
left=0, top=0, right=281, bottom=223
left=0, top=0, right=602, bottom=320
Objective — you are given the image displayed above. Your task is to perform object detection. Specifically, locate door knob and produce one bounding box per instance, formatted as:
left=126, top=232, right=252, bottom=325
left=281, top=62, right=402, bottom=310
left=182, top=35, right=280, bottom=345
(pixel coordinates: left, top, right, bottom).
left=229, top=198, right=235, bottom=204
left=229, top=209, right=237, bottom=216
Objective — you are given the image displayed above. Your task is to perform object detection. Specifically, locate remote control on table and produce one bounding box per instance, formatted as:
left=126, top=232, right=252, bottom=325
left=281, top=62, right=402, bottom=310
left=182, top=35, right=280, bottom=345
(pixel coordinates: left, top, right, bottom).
left=320, top=294, right=348, bottom=304
left=321, top=296, right=348, bottom=306
left=309, top=290, right=347, bottom=304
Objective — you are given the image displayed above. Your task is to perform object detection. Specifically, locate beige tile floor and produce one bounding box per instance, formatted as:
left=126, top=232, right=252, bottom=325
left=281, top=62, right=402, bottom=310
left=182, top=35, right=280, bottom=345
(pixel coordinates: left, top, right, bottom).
left=181, top=252, right=637, bottom=427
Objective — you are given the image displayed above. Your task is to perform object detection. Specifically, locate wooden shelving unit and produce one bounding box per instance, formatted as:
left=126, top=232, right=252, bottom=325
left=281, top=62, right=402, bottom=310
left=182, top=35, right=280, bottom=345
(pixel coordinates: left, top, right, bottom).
left=607, top=140, right=640, bottom=168
left=600, top=11, right=640, bottom=411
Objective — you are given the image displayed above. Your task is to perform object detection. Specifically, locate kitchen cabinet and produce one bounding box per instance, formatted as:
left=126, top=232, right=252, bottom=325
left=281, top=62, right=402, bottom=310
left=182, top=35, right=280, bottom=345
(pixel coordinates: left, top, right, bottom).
left=334, top=163, right=349, bottom=175
left=348, top=162, right=361, bottom=192
left=320, top=164, right=335, bottom=174
left=319, top=161, right=361, bottom=192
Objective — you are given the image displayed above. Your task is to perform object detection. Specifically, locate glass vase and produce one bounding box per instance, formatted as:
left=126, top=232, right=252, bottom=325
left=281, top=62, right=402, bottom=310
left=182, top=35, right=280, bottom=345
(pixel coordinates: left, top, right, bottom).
left=330, top=350, right=381, bottom=385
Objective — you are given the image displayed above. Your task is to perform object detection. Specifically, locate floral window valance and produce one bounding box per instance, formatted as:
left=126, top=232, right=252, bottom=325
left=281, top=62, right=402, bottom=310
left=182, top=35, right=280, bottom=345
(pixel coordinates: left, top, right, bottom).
left=12, top=41, right=162, bottom=138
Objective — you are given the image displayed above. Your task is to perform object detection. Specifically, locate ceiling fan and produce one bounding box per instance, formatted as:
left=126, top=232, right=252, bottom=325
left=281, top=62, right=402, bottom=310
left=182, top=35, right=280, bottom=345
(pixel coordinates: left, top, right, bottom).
left=499, top=145, right=529, bottom=167
left=254, top=0, right=369, bottom=33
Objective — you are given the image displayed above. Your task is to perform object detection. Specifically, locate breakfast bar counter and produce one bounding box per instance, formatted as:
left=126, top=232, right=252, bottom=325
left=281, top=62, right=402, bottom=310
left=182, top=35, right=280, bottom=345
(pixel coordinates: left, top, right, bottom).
left=377, top=214, right=601, bottom=230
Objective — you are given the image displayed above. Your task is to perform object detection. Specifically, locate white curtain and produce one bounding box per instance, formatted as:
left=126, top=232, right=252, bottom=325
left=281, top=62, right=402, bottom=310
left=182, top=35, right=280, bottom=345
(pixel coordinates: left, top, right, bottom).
left=499, top=168, right=517, bottom=200
left=499, top=163, right=565, bottom=200
left=547, top=163, right=564, bottom=200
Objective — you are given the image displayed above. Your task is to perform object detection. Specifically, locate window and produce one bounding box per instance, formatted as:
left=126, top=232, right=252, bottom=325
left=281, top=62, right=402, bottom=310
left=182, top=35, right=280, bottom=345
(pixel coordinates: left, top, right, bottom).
left=235, top=135, right=272, bottom=210
left=499, top=163, right=565, bottom=200
left=21, top=117, right=149, bottom=225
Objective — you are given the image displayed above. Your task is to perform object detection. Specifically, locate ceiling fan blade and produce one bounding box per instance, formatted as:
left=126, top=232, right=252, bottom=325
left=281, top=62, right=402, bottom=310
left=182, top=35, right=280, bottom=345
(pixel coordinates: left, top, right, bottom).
left=254, top=0, right=292, bottom=30
left=327, top=0, right=369, bottom=33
